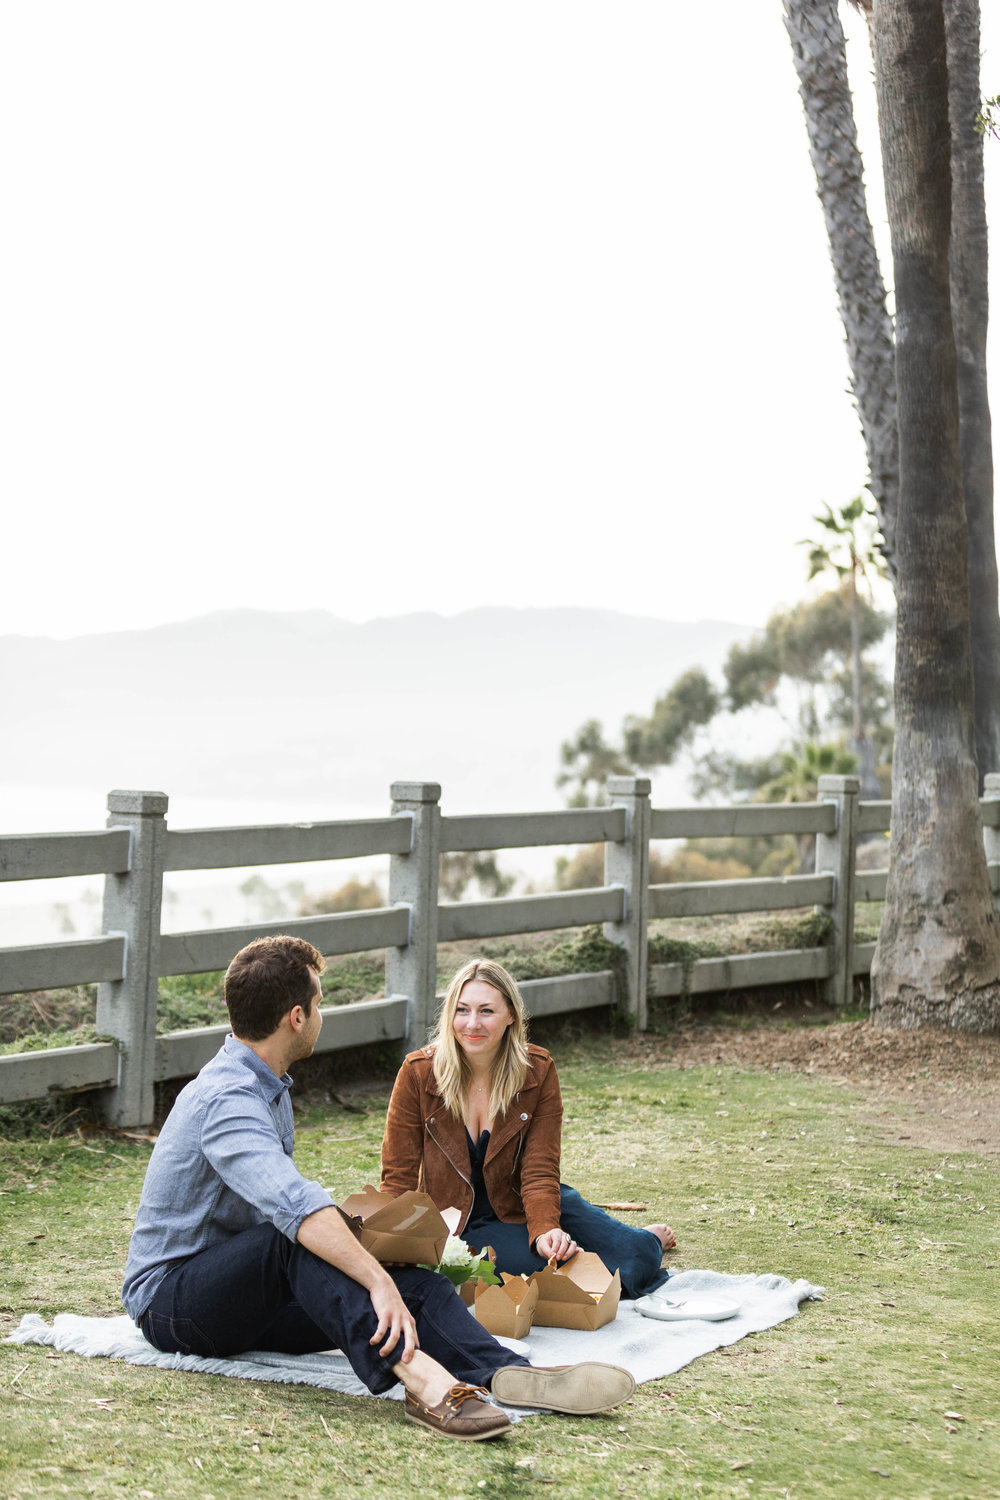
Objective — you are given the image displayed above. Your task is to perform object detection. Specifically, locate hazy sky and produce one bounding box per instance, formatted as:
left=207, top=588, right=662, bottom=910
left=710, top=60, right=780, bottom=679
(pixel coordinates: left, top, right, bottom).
left=4, top=2, right=998, bottom=640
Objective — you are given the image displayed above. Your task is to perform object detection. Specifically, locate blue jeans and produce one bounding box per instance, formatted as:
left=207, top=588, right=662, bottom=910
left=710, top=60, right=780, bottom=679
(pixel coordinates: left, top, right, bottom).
left=138, top=1221, right=524, bottom=1396
left=467, top=1184, right=672, bottom=1300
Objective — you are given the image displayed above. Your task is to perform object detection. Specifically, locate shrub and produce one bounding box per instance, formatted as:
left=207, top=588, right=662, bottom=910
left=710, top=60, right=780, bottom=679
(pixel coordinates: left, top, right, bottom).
left=299, top=878, right=386, bottom=915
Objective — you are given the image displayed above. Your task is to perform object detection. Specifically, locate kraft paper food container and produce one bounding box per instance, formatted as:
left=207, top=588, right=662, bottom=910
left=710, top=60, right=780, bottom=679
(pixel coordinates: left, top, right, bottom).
left=441, top=1206, right=463, bottom=1235
left=529, top=1251, right=621, bottom=1330
left=460, top=1274, right=538, bottom=1339
left=338, top=1185, right=449, bottom=1266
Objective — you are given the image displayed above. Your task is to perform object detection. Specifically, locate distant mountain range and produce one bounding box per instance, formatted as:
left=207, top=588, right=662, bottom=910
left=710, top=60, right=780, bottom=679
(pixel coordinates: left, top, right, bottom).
left=1, top=608, right=757, bottom=813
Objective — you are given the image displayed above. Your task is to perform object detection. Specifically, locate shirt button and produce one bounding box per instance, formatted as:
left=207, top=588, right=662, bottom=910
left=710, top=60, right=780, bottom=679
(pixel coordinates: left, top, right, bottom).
left=429, top=1116, right=435, bottom=1124
left=520, top=1113, right=529, bottom=1121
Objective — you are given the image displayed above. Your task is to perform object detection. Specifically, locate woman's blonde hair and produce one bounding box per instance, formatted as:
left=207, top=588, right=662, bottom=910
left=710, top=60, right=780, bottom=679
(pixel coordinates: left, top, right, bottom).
left=430, top=959, right=531, bottom=1120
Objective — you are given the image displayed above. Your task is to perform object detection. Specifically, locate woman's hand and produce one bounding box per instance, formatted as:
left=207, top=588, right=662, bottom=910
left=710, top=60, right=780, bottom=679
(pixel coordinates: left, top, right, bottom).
left=535, top=1228, right=579, bottom=1262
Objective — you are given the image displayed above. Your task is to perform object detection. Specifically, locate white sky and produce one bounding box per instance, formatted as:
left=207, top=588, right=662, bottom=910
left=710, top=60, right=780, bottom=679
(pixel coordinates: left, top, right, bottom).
left=3, top=1, right=998, bottom=640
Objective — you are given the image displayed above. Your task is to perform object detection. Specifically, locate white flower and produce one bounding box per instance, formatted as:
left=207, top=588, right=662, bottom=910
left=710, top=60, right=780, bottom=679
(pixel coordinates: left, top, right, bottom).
left=439, top=1235, right=475, bottom=1268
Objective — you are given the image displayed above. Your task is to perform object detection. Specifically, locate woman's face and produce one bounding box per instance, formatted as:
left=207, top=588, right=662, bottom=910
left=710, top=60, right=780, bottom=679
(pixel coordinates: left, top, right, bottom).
left=451, top=979, right=515, bottom=1065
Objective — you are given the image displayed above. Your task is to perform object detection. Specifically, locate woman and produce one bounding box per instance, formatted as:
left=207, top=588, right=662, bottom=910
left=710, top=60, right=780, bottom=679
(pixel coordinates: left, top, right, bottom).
left=380, top=958, right=675, bottom=1300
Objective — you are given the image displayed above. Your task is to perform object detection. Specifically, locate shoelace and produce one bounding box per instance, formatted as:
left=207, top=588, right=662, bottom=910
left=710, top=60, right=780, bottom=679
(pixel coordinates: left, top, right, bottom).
left=444, top=1384, right=489, bottom=1410
left=407, top=1383, right=492, bottom=1417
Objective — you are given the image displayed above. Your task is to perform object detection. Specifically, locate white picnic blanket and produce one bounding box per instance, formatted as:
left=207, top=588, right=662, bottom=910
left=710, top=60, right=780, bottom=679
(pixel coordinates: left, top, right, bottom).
left=6, top=1269, right=823, bottom=1414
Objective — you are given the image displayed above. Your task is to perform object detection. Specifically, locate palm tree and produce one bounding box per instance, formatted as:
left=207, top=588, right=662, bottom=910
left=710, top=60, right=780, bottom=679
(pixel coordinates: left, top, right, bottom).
left=869, top=0, right=1000, bottom=1033
left=943, top=0, right=1000, bottom=785
left=760, top=740, right=858, bottom=871
left=784, top=0, right=1000, bottom=789
left=800, top=496, right=884, bottom=795
left=782, top=0, right=898, bottom=574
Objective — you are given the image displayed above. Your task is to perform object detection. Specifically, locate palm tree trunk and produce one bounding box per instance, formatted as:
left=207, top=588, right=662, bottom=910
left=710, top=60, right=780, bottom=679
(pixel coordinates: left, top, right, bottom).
left=847, top=560, right=880, bottom=797
left=849, top=565, right=863, bottom=744
left=782, top=0, right=898, bottom=574
left=869, top=0, right=1000, bottom=1032
left=944, top=0, right=1000, bottom=787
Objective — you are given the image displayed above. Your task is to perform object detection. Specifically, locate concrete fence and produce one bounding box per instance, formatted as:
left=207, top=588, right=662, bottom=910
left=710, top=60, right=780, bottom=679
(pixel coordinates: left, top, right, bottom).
left=4, top=772, right=1000, bottom=1126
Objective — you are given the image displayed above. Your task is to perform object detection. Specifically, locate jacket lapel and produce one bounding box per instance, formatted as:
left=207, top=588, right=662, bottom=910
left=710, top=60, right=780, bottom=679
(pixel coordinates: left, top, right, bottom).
left=484, top=1070, right=541, bottom=1160
left=420, top=1070, right=469, bottom=1165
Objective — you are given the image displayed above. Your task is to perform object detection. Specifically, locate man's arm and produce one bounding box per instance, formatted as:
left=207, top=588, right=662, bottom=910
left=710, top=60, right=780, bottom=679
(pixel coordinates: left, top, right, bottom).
left=296, top=1206, right=419, bottom=1362
left=200, top=1087, right=419, bottom=1360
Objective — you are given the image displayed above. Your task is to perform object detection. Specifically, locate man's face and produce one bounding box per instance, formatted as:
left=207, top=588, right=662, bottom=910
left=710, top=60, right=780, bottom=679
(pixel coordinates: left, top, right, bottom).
left=297, top=968, right=324, bottom=1059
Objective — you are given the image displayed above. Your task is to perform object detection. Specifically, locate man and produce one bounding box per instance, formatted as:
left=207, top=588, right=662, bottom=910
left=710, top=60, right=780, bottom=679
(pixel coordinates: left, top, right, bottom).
left=123, top=935, right=635, bottom=1441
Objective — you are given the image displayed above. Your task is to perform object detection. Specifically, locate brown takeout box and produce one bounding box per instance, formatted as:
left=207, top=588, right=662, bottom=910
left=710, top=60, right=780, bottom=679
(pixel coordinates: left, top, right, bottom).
left=338, top=1184, right=449, bottom=1267
left=528, top=1251, right=621, bottom=1330
left=459, top=1273, right=538, bottom=1339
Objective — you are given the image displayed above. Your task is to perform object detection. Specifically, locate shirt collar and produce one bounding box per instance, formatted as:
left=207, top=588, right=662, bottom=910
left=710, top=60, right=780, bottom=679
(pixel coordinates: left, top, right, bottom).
left=223, top=1032, right=293, bottom=1102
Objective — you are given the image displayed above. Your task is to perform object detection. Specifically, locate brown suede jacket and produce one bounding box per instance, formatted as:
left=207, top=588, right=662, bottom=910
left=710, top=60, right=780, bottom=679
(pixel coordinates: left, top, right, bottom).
left=379, top=1043, right=563, bottom=1247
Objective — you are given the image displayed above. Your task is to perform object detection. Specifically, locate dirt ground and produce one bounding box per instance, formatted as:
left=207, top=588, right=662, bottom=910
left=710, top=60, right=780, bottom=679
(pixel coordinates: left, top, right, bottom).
left=620, top=1015, right=1000, bottom=1154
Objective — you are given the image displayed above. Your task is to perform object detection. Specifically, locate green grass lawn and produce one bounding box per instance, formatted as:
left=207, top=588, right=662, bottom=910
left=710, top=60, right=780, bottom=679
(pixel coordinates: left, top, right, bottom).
left=2, top=1034, right=997, bottom=1500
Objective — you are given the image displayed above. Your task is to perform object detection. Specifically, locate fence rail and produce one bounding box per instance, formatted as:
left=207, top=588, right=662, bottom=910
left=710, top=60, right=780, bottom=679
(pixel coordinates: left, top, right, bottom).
left=648, top=873, right=833, bottom=920
left=439, top=808, right=627, bottom=852
left=164, top=817, right=413, bottom=871
left=649, top=946, right=831, bottom=999
left=0, top=1041, right=119, bottom=1103
left=5, top=771, right=1000, bottom=1127
left=153, top=994, right=412, bottom=1083
left=856, top=801, right=892, bottom=835
left=651, top=803, right=836, bottom=839
left=437, top=887, right=624, bottom=943
left=1, top=936, right=127, bottom=993
left=158, top=908, right=411, bottom=977
left=0, top=829, right=132, bottom=882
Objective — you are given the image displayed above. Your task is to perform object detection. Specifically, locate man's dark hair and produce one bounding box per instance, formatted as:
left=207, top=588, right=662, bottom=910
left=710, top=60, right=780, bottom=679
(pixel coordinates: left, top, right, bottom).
left=224, top=935, right=326, bottom=1041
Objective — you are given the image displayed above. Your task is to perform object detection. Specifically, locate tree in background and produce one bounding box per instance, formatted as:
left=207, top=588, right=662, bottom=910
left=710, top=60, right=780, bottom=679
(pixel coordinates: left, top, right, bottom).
left=240, top=874, right=307, bottom=922
left=553, top=842, right=752, bottom=892
left=943, top=0, right=1000, bottom=784
left=800, top=496, right=885, bottom=794
left=557, top=591, right=891, bottom=809
left=782, top=0, right=898, bottom=572
left=554, top=587, right=892, bottom=878
left=299, top=877, right=385, bottom=915
left=622, top=669, right=721, bottom=774
left=438, top=852, right=515, bottom=902
left=869, top=0, right=1000, bottom=1031
left=297, top=854, right=512, bottom=912
left=723, top=587, right=890, bottom=746
left=557, top=717, right=642, bottom=807
left=759, top=740, right=859, bottom=871
left=784, top=0, right=1000, bottom=785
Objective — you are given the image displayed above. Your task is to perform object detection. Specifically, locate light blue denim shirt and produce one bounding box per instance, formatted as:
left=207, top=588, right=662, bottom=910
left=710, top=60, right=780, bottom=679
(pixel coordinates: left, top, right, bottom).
left=122, top=1034, right=333, bottom=1321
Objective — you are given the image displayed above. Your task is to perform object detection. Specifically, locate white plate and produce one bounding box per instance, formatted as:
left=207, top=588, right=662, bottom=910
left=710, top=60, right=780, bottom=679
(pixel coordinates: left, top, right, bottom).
left=635, top=1293, right=740, bottom=1323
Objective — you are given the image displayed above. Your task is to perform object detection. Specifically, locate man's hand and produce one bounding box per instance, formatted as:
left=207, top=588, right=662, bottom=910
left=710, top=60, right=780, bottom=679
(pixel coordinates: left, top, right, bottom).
left=296, top=1206, right=419, bottom=1360
left=535, top=1227, right=579, bottom=1262
left=369, top=1274, right=420, bottom=1362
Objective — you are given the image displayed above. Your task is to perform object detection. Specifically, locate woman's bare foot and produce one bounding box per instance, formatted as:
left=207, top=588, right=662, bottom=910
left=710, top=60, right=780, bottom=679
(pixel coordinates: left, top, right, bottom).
left=646, top=1224, right=677, bottom=1251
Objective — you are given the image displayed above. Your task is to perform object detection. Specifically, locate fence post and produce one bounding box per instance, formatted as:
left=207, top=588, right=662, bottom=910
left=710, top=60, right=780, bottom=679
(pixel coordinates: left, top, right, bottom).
left=603, top=775, right=651, bottom=1030
left=386, top=781, right=441, bottom=1052
left=96, top=789, right=168, bottom=1127
left=814, top=774, right=860, bottom=1008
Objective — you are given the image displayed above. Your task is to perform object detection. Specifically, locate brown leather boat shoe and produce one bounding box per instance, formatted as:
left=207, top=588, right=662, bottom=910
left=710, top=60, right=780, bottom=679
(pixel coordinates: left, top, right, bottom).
left=403, top=1383, right=510, bottom=1441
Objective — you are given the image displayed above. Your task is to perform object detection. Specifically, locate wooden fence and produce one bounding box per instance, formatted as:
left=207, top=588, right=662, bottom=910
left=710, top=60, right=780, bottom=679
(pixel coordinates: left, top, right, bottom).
left=4, top=772, right=1000, bottom=1127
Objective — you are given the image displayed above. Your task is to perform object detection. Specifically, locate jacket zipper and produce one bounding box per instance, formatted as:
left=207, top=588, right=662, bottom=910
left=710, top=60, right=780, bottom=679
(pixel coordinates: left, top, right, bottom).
left=510, top=1090, right=524, bottom=1198
left=425, top=1118, right=474, bottom=1232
